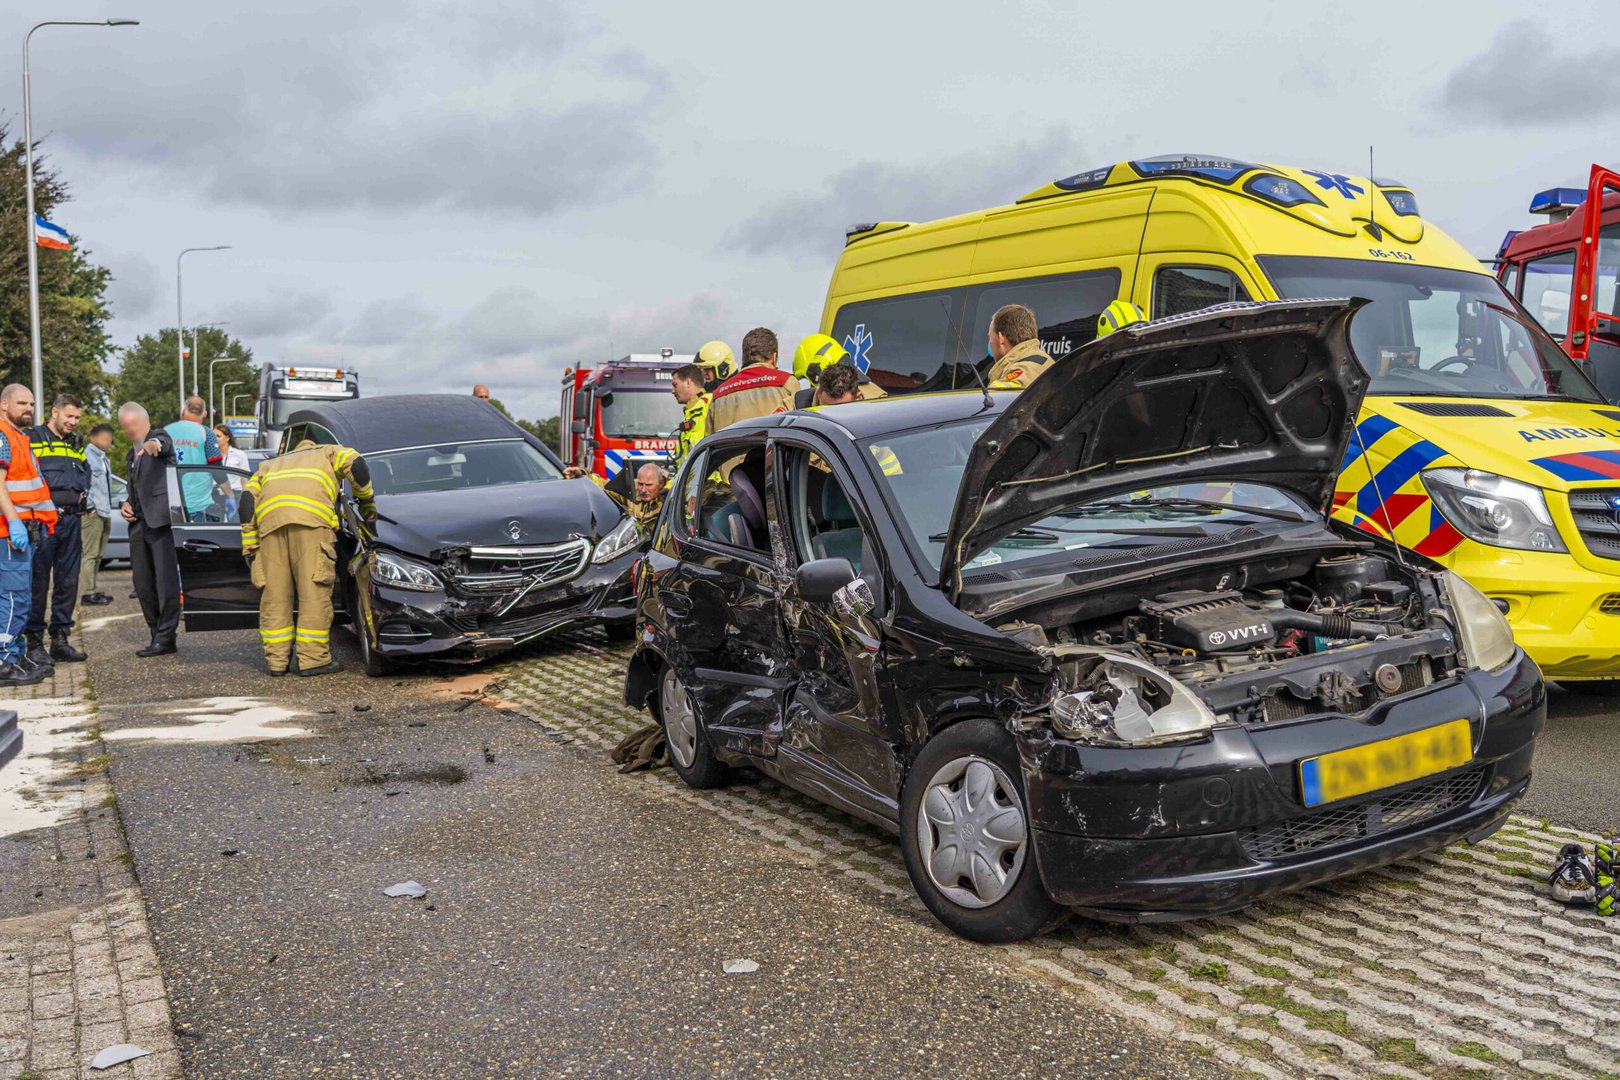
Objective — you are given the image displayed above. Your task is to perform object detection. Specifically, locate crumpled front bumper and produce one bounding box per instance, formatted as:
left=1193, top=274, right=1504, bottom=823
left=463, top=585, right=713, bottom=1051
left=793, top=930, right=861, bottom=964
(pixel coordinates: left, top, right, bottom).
left=1017, top=649, right=1544, bottom=922
left=364, top=549, right=637, bottom=662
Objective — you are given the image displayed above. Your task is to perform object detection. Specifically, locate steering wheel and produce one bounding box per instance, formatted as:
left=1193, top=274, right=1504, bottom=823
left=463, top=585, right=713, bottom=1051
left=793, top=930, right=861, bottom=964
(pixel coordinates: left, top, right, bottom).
left=1430, top=355, right=1490, bottom=375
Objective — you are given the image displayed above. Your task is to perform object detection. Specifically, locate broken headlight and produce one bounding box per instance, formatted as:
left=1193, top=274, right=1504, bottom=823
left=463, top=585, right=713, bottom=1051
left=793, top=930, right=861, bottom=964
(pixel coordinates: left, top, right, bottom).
left=1443, top=570, right=1517, bottom=673
left=1050, top=653, right=1217, bottom=745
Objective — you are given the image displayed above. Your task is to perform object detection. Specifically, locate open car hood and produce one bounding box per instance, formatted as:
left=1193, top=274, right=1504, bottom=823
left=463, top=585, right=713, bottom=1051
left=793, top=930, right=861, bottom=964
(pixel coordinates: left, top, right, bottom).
left=941, top=299, right=1370, bottom=590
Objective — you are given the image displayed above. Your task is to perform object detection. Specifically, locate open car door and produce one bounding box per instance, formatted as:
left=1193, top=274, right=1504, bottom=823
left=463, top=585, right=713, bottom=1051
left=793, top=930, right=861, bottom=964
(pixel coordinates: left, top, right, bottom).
left=1570, top=164, right=1620, bottom=403
left=169, top=464, right=258, bottom=631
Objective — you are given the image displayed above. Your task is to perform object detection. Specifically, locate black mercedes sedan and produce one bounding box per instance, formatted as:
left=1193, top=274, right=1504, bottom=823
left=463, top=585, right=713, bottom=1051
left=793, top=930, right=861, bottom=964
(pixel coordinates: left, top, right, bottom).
left=625, top=299, right=1543, bottom=942
left=172, top=394, right=641, bottom=673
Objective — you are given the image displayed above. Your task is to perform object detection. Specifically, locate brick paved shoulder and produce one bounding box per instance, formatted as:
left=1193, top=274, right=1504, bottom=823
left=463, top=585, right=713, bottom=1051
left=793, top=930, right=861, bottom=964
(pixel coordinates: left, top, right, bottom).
left=0, top=639, right=183, bottom=1080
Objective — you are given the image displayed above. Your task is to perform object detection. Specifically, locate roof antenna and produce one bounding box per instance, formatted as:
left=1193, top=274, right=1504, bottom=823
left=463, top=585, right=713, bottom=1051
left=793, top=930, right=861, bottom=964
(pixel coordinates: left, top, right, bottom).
left=940, top=295, right=993, bottom=409
left=1368, top=145, right=1377, bottom=238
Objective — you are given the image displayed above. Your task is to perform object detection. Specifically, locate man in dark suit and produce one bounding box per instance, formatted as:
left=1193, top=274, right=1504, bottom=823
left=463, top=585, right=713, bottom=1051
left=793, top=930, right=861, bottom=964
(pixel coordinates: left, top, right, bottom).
left=117, top=403, right=180, bottom=657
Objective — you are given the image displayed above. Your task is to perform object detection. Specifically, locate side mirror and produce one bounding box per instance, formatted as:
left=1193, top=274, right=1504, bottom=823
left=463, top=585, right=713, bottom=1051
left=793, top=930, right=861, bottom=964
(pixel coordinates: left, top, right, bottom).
left=797, top=557, right=856, bottom=604
left=570, top=419, right=586, bottom=435
left=596, top=391, right=614, bottom=409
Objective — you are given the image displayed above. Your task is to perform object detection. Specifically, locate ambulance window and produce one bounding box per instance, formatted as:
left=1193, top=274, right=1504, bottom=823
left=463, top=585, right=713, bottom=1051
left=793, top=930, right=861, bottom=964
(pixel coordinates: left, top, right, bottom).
left=829, top=289, right=963, bottom=394
left=1519, top=251, right=1575, bottom=339
left=964, top=269, right=1121, bottom=365
left=1153, top=266, right=1251, bottom=319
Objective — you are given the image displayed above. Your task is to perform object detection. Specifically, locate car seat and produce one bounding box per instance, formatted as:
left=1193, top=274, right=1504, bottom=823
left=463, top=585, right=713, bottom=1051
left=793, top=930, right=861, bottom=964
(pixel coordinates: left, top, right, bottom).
left=811, top=480, right=863, bottom=572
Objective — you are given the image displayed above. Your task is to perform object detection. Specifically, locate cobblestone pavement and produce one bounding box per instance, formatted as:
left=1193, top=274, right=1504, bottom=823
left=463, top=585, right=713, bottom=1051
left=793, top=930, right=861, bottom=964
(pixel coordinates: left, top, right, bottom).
left=0, top=642, right=183, bottom=1080
left=497, top=630, right=1620, bottom=1080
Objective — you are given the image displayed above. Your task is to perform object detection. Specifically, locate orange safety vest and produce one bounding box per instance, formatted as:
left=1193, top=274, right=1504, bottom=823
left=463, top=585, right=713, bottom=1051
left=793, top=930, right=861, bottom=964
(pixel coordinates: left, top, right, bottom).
left=1, top=419, right=57, bottom=533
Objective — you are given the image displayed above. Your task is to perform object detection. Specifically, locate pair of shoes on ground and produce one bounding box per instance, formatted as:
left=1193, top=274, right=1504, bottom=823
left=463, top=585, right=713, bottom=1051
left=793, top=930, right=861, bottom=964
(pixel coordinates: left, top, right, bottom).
left=136, top=638, right=176, bottom=658
left=80, top=592, right=114, bottom=606
left=268, top=660, right=342, bottom=678
left=1549, top=840, right=1620, bottom=915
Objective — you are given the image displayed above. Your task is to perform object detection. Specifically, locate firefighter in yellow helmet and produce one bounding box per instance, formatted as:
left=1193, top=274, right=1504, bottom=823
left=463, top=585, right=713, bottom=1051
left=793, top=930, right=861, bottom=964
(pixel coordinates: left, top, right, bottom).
left=1097, top=299, right=1147, bottom=338
left=694, top=339, right=737, bottom=393
left=792, top=334, right=889, bottom=407
left=239, top=440, right=375, bottom=677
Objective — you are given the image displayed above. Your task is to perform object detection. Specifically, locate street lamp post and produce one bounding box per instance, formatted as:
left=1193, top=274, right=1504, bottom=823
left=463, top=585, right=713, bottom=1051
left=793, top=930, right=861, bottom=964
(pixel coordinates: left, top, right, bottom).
left=219, top=381, right=242, bottom=423
left=208, top=352, right=238, bottom=425
left=189, top=321, right=229, bottom=412
left=176, top=246, right=230, bottom=413
left=22, top=18, right=140, bottom=407
left=230, top=393, right=251, bottom=417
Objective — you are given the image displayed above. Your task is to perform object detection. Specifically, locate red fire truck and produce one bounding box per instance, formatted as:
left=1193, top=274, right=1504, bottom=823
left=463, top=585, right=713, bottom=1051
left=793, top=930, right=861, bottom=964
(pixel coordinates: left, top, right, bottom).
left=1494, top=164, right=1620, bottom=403
left=559, top=350, right=690, bottom=480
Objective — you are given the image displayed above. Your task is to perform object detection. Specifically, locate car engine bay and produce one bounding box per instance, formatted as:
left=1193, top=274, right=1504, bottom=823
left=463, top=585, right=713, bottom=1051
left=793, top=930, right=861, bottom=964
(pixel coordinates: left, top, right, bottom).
left=1001, top=551, right=1466, bottom=743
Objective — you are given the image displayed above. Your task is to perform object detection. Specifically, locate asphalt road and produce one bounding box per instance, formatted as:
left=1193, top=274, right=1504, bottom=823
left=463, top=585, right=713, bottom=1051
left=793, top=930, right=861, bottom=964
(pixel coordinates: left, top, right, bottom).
left=1516, top=683, right=1620, bottom=834
left=84, top=573, right=1225, bottom=1080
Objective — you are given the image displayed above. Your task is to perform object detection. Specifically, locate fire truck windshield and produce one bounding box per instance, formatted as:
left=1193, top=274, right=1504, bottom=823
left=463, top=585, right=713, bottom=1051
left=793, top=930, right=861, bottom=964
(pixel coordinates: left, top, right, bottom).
left=599, top=388, right=679, bottom=437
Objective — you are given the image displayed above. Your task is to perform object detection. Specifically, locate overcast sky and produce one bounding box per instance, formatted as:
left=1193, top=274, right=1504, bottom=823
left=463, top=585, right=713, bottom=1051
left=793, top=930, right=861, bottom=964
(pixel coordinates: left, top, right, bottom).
left=7, top=0, right=1616, bottom=419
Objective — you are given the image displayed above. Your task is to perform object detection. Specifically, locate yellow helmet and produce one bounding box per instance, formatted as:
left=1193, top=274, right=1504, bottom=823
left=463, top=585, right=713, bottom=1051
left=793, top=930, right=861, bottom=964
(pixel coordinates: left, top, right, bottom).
left=695, top=339, right=737, bottom=382
left=792, top=333, right=849, bottom=383
left=1097, top=300, right=1147, bottom=338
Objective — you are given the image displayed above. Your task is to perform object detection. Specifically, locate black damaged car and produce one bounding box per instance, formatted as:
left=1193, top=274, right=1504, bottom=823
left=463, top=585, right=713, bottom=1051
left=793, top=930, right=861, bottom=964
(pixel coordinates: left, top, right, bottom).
left=173, top=394, right=642, bottom=673
left=625, top=299, right=1544, bottom=942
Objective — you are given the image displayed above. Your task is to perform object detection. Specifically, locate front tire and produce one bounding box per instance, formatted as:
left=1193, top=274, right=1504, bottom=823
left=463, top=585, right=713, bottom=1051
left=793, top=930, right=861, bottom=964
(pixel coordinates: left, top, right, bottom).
left=899, top=719, right=1065, bottom=943
left=658, top=665, right=732, bottom=789
left=348, top=579, right=393, bottom=678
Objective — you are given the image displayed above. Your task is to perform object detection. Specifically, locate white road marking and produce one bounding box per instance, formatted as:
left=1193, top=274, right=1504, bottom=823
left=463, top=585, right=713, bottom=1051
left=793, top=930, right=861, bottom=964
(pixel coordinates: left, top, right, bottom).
left=103, top=696, right=313, bottom=743
left=0, top=697, right=98, bottom=838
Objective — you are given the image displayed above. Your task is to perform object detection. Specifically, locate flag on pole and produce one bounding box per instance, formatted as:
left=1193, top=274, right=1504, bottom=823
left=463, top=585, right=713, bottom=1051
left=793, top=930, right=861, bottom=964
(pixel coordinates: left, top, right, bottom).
left=34, top=215, right=72, bottom=251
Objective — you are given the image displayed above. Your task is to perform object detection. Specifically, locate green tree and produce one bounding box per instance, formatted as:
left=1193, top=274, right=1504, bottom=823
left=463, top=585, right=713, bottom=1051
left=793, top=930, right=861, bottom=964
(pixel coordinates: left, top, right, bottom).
left=0, top=121, right=116, bottom=409
left=114, top=327, right=255, bottom=430
left=487, top=395, right=560, bottom=452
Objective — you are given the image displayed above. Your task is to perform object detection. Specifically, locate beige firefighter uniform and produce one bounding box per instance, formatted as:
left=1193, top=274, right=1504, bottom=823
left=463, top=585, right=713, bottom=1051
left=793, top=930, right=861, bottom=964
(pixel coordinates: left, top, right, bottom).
left=707, top=364, right=799, bottom=434
left=240, top=441, right=374, bottom=672
left=985, top=338, right=1053, bottom=389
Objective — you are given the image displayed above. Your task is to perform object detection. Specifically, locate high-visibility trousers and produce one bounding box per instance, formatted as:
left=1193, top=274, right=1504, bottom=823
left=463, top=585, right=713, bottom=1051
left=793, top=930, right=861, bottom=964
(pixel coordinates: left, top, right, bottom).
left=253, top=523, right=336, bottom=671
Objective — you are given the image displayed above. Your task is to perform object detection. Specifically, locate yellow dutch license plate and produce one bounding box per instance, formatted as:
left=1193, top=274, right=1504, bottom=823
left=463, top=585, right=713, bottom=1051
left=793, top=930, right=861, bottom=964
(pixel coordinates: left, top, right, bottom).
left=1298, top=719, right=1473, bottom=807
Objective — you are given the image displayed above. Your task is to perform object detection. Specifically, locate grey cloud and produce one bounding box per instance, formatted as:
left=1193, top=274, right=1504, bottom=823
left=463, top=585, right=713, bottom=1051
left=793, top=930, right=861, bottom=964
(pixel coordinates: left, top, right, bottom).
left=218, top=288, right=335, bottom=339
left=102, top=251, right=162, bottom=322
left=726, top=128, right=1085, bottom=257
left=32, top=0, right=674, bottom=216
left=1435, top=21, right=1620, bottom=128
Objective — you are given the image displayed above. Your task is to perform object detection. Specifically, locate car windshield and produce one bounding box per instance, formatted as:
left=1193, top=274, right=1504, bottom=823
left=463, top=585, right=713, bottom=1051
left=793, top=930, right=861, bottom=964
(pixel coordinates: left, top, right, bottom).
left=367, top=439, right=561, bottom=496
left=864, top=420, right=1314, bottom=574
left=600, top=389, right=680, bottom=438
left=1261, top=255, right=1603, bottom=402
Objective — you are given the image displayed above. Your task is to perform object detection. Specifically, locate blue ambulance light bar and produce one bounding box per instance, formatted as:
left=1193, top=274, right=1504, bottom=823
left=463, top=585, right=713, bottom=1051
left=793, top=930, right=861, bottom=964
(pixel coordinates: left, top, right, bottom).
left=1529, top=187, right=1586, bottom=218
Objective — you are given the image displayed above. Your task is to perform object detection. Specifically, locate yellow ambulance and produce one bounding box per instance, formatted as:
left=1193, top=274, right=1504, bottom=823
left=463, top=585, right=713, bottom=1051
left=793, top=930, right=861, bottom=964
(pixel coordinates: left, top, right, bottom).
left=819, top=154, right=1620, bottom=691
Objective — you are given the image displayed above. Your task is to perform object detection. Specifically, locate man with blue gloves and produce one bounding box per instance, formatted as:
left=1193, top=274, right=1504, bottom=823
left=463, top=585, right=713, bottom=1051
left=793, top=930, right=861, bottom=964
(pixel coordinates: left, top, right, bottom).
left=0, top=384, right=59, bottom=686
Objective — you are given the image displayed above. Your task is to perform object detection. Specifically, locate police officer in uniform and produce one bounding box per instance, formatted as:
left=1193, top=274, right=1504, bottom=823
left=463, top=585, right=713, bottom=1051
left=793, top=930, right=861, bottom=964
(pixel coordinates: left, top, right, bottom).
left=0, top=385, right=55, bottom=684
left=238, top=440, right=375, bottom=677
left=668, top=363, right=709, bottom=470
left=27, top=393, right=89, bottom=663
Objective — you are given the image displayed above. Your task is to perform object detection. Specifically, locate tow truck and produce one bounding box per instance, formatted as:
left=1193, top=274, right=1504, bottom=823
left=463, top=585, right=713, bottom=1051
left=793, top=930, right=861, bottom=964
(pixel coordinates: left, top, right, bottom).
left=560, top=350, right=689, bottom=480
left=1495, top=163, right=1620, bottom=403
left=252, top=364, right=360, bottom=453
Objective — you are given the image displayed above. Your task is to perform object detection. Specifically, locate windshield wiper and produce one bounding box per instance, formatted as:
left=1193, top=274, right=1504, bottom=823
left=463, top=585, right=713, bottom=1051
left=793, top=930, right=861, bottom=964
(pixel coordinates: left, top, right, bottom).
left=1093, top=496, right=1309, bottom=523
left=930, top=527, right=1060, bottom=542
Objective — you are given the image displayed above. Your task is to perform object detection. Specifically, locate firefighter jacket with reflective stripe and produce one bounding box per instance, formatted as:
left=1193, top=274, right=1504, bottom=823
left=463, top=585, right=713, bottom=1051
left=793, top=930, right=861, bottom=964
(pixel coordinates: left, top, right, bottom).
left=27, top=424, right=89, bottom=507
left=707, top=364, right=798, bottom=434
left=1, top=419, right=58, bottom=531
left=238, top=441, right=372, bottom=547
left=986, top=338, right=1053, bottom=389
left=673, top=391, right=710, bottom=468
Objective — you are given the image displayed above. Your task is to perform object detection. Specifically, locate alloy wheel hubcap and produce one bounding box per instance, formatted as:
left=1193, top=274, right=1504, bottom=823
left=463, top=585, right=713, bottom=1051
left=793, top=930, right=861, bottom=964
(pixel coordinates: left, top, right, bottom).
left=916, top=755, right=1027, bottom=909
left=660, top=668, right=698, bottom=769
